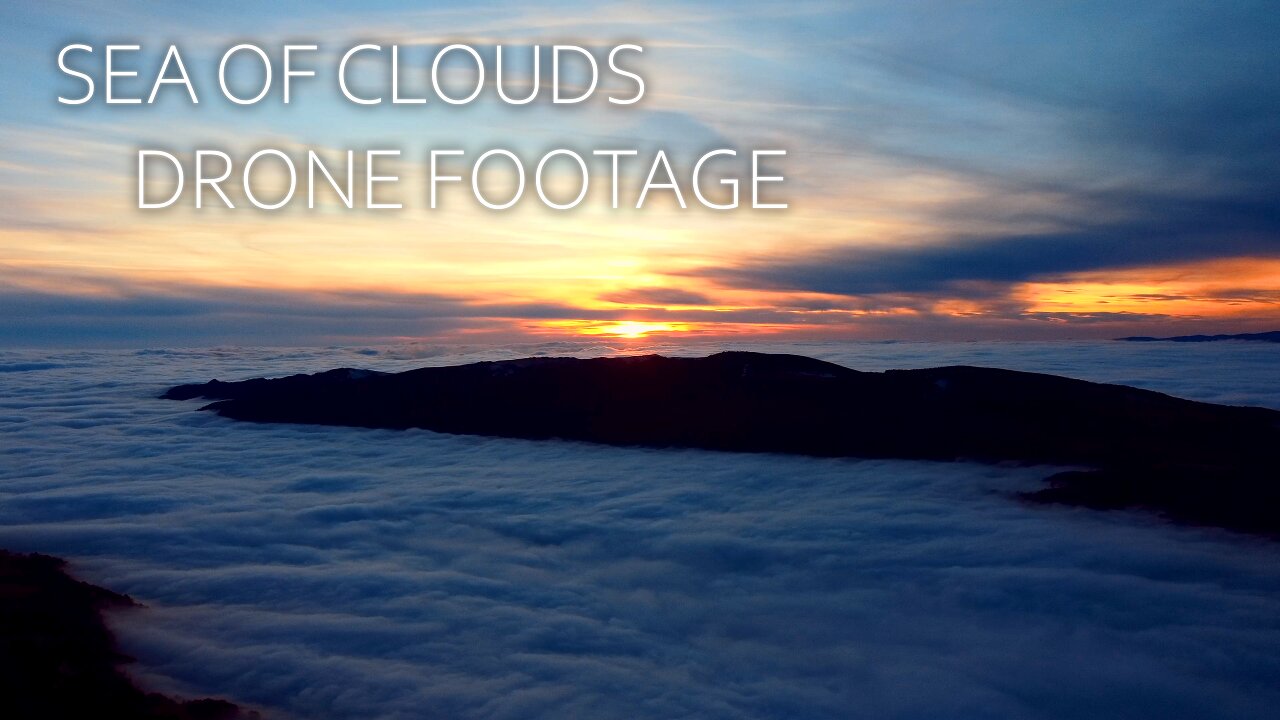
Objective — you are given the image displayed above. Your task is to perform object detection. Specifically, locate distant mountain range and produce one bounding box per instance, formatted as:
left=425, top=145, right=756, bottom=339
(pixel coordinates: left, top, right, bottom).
left=164, top=351, right=1280, bottom=537
left=1118, top=330, right=1280, bottom=343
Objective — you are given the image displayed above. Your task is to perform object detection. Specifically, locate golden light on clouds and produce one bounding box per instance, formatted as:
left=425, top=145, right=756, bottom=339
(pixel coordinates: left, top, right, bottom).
left=4, top=97, right=1278, bottom=344
left=1019, top=258, right=1280, bottom=318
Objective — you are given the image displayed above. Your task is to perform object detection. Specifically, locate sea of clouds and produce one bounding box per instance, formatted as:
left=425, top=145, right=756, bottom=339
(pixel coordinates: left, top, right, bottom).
left=1, top=340, right=1279, bottom=719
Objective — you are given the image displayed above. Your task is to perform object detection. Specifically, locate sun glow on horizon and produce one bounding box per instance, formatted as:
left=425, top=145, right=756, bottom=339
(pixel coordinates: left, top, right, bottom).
left=589, top=321, right=690, bottom=338
left=535, top=320, right=692, bottom=339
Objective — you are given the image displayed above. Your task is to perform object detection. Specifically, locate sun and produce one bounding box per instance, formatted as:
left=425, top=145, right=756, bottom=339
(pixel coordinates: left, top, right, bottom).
left=591, top=321, right=688, bottom=339
left=532, top=320, right=692, bottom=339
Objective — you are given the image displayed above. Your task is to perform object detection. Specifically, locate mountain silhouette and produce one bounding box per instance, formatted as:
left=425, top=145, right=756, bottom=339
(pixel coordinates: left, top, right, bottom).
left=164, top=352, right=1280, bottom=535
left=0, top=550, right=255, bottom=719
left=1118, top=330, right=1280, bottom=343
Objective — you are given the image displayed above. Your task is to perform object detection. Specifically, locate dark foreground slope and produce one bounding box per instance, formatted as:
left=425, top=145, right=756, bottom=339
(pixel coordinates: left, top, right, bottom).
left=0, top=550, right=255, bottom=719
left=165, top=352, right=1280, bottom=535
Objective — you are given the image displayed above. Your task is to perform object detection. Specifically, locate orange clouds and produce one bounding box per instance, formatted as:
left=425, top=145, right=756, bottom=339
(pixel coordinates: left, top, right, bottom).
left=1019, top=257, right=1280, bottom=319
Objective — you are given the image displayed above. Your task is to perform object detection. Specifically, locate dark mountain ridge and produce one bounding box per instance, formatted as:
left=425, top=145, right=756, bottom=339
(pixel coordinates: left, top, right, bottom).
left=1118, top=330, right=1280, bottom=343
left=164, top=352, right=1280, bottom=535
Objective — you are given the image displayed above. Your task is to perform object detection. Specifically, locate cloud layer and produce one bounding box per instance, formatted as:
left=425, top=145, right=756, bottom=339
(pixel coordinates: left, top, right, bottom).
left=2, top=341, right=1280, bottom=718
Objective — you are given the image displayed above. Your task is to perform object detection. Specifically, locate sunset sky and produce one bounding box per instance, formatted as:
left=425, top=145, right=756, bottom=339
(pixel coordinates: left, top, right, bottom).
left=2, top=0, right=1278, bottom=346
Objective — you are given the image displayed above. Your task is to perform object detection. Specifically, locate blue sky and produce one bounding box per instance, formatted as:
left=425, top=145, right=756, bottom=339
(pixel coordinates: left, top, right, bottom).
left=2, top=1, right=1278, bottom=345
